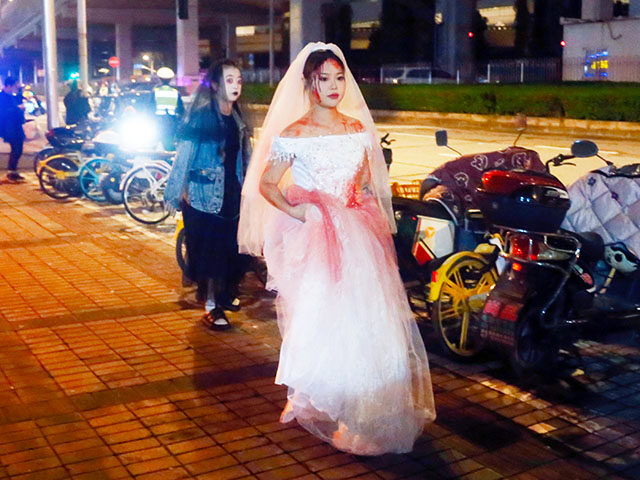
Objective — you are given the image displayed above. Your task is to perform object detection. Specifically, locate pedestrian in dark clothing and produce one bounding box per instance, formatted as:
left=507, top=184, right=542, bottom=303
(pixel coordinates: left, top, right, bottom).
left=0, top=77, right=26, bottom=182
left=164, top=59, right=251, bottom=329
left=63, top=80, right=91, bottom=125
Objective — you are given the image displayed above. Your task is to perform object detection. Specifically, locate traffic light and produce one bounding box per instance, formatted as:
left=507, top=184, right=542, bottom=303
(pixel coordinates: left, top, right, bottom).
left=177, top=0, right=188, bottom=20
left=467, top=31, right=474, bottom=38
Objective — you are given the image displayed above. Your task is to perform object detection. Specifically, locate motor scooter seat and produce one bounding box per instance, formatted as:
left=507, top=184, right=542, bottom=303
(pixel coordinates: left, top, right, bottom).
left=572, top=231, right=604, bottom=262
left=392, top=196, right=454, bottom=222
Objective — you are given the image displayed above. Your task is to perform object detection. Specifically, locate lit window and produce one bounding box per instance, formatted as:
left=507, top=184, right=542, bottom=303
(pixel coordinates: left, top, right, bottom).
left=236, top=26, right=256, bottom=37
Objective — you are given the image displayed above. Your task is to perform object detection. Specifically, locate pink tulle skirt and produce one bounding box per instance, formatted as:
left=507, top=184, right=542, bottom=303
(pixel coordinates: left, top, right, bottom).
left=263, top=186, right=436, bottom=455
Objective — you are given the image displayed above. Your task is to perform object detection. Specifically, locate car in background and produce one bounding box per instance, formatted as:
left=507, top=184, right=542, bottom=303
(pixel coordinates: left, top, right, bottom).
left=383, top=67, right=453, bottom=85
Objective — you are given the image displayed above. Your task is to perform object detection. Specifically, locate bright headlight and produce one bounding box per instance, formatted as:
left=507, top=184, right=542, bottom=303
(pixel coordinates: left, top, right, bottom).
left=118, top=115, right=157, bottom=150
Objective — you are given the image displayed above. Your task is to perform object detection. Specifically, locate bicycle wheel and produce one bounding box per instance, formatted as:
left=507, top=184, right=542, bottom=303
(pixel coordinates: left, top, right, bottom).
left=38, top=156, right=80, bottom=199
left=33, top=147, right=56, bottom=173
left=432, top=253, right=497, bottom=360
left=175, top=228, right=189, bottom=275
left=101, top=171, right=125, bottom=205
left=78, top=157, right=112, bottom=202
left=122, top=164, right=170, bottom=224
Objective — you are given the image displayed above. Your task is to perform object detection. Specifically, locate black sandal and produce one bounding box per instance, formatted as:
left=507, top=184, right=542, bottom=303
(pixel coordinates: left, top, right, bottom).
left=202, top=308, right=231, bottom=330
left=220, top=297, right=241, bottom=312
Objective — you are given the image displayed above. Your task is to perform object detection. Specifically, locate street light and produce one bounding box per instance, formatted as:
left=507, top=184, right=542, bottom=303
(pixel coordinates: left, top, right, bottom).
left=142, top=54, right=155, bottom=74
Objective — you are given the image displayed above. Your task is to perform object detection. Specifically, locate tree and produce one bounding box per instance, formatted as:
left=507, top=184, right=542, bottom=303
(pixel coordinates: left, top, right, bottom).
left=614, top=1, right=629, bottom=17
left=322, top=1, right=353, bottom=61
left=367, top=0, right=435, bottom=65
left=532, top=0, right=581, bottom=58
left=514, top=0, right=532, bottom=57
left=471, top=9, right=488, bottom=62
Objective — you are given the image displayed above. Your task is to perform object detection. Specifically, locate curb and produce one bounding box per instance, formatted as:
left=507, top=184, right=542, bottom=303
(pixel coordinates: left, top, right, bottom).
left=246, top=103, right=640, bottom=140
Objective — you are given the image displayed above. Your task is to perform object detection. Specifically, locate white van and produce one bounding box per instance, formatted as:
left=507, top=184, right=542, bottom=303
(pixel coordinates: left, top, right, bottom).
left=383, top=67, right=453, bottom=84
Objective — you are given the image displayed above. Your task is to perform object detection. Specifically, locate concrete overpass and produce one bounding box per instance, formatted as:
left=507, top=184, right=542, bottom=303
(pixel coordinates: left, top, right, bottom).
left=0, top=0, right=298, bottom=84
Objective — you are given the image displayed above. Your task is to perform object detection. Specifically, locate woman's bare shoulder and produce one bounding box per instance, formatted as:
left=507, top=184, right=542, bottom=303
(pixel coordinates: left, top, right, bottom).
left=340, top=114, right=365, bottom=133
left=279, top=118, right=312, bottom=138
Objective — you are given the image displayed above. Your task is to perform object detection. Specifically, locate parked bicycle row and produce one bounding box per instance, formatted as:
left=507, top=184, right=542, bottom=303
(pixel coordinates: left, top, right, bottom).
left=34, top=114, right=174, bottom=225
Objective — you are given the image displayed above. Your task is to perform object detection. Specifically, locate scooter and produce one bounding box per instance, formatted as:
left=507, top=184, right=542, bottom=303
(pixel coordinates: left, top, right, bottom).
left=390, top=130, right=547, bottom=360
left=34, top=119, right=109, bottom=173
left=476, top=140, right=640, bottom=375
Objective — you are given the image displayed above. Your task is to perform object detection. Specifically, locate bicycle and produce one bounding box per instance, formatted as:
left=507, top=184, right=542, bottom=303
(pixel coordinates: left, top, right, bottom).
left=120, top=154, right=173, bottom=224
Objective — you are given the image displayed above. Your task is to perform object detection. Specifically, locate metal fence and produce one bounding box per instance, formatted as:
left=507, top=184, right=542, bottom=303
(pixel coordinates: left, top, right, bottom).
left=480, top=58, right=562, bottom=84
left=243, top=68, right=283, bottom=84
left=245, top=57, right=640, bottom=85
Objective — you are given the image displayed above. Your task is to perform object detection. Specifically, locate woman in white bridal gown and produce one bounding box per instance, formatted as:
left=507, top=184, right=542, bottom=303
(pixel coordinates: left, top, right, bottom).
left=238, top=43, right=436, bottom=456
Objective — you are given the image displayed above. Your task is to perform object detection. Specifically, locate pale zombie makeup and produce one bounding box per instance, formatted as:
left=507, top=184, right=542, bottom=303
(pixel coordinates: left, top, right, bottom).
left=216, top=66, right=243, bottom=103
left=311, top=59, right=346, bottom=108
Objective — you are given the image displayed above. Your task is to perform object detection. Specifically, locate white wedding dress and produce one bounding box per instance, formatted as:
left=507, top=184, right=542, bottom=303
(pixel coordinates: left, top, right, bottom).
left=263, top=132, right=436, bottom=455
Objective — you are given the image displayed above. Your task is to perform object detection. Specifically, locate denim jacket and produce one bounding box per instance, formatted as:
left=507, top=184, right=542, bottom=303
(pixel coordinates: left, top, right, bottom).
left=164, top=109, right=251, bottom=215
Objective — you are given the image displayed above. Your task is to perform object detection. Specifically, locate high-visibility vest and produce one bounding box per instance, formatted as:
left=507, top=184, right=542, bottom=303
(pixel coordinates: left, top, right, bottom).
left=154, top=85, right=179, bottom=115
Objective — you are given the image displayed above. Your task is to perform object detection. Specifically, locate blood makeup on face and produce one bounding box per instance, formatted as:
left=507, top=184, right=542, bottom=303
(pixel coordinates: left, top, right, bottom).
left=311, top=59, right=345, bottom=106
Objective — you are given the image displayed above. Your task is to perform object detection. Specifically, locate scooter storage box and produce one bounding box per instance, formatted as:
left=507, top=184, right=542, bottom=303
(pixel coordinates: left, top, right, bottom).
left=477, top=170, right=570, bottom=233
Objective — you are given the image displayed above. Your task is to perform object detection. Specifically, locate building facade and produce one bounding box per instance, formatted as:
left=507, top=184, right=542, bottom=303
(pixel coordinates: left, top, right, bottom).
left=563, top=0, right=640, bottom=81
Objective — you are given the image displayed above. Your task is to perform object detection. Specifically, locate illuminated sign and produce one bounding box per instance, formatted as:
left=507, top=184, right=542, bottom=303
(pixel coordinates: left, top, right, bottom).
left=584, top=50, right=609, bottom=79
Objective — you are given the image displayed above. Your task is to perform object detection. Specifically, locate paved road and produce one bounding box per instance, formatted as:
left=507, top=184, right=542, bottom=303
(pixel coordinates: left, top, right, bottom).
left=1, top=122, right=640, bottom=479
left=379, top=122, right=640, bottom=188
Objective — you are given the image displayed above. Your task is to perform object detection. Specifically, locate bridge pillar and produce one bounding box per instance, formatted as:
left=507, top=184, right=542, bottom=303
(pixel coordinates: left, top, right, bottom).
left=289, top=0, right=324, bottom=61
left=115, top=21, right=133, bottom=81
left=177, top=0, right=200, bottom=90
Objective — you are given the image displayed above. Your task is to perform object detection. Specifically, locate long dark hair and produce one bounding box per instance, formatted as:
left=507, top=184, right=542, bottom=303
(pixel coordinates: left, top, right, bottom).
left=302, top=50, right=344, bottom=90
left=178, top=59, right=242, bottom=141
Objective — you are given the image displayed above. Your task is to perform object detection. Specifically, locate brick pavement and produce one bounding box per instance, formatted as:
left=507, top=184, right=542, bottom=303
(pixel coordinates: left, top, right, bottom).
left=1, top=173, right=640, bottom=479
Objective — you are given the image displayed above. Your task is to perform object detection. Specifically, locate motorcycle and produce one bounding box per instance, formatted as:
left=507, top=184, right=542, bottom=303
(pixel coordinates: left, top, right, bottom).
left=390, top=130, right=547, bottom=359
left=33, top=119, right=109, bottom=173
left=476, top=140, right=640, bottom=375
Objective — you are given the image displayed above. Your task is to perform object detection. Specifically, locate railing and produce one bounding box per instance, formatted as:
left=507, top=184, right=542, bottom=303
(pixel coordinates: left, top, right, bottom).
left=244, top=57, right=640, bottom=85
left=243, top=68, right=283, bottom=84
left=480, top=58, right=562, bottom=83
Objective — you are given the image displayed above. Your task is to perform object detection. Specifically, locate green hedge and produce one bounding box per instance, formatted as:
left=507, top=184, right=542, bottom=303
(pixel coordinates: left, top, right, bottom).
left=242, top=82, right=640, bottom=122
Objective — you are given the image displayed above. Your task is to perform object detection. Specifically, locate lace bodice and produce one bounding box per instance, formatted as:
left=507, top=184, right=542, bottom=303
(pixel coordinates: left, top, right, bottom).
left=270, top=132, right=371, bottom=199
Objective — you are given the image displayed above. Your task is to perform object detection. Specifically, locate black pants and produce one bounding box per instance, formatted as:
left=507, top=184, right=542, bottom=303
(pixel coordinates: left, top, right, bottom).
left=8, top=139, right=23, bottom=171
left=181, top=200, right=249, bottom=304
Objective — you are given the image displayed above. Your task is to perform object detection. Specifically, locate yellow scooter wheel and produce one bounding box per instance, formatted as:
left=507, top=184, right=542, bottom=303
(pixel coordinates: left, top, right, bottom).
left=431, top=252, right=497, bottom=359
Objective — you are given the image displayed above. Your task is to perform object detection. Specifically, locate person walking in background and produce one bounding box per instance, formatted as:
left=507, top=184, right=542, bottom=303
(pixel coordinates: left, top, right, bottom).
left=97, top=80, right=112, bottom=117
left=0, top=77, right=26, bottom=182
left=164, top=59, right=251, bottom=329
left=238, top=43, right=436, bottom=455
left=151, top=67, right=184, bottom=151
left=63, top=80, right=91, bottom=125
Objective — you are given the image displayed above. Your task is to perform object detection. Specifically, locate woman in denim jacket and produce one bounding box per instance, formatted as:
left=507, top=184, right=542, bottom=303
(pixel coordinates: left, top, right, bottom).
left=164, top=59, right=251, bottom=328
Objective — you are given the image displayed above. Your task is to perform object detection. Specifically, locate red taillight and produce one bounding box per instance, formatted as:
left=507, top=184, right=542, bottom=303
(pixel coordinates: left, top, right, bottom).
left=431, top=271, right=438, bottom=284
left=499, top=304, right=519, bottom=321
left=510, top=234, right=541, bottom=261
left=481, top=170, right=565, bottom=194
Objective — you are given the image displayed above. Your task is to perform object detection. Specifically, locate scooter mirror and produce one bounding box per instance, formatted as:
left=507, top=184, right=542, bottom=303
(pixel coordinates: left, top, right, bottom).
left=435, top=130, right=448, bottom=147
left=514, top=114, right=527, bottom=131
left=571, top=140, right=599, bottom=158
